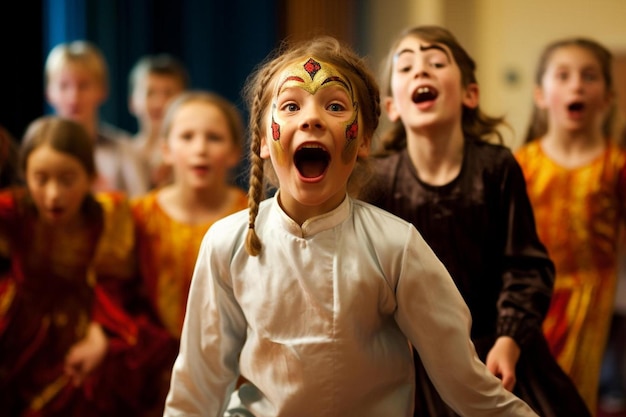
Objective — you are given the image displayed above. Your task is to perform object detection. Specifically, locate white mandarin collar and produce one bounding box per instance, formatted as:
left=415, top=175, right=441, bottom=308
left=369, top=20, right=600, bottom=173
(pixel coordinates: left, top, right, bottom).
left=271, top=191, right=351, bottom=238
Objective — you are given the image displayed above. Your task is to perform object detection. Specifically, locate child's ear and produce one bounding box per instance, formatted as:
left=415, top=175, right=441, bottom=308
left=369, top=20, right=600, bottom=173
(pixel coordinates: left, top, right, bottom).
left=602, top=90, right=614, bottom=111
left=384, top=96, right=401, bottom=122
left=533, top=85, right=547, bottom=109
left=260, top=135, right=271, bottom=159
left=128, top=96, right=137, bottom=116
left=357, top=134, right=371, bottom=158
left=161, top=140, right=173, bottom=164
left=462, top=83, right=479, bottom=109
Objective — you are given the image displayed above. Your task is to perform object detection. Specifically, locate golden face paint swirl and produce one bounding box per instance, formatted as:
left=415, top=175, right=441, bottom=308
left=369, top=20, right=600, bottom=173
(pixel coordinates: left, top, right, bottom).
left=272, top=57, right=359, bottom=145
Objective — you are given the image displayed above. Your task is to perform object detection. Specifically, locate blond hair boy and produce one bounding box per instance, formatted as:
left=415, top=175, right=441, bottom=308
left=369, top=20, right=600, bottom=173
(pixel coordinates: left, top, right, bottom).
left=45, top=40, right=149, bottom=197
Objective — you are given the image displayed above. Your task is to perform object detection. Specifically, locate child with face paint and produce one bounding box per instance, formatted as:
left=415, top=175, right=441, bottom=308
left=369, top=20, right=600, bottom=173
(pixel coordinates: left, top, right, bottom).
left=164, top=36, right=539, bottom=417
left=361, top=26, right=591, bottom=417
left=515, top=37, right=626, bottom=414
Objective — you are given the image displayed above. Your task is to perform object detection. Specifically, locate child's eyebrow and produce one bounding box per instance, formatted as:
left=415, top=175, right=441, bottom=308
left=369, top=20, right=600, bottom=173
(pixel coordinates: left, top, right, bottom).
left=394, top=44, right=451, bottom=61
left=277, top=75, right=352, bottom=97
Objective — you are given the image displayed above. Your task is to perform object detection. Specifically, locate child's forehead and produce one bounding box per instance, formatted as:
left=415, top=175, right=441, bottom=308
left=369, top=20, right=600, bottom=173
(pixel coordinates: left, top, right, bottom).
left=274, top=57, right=352, bottom=96
left=548, top=45, right=602, bottom=67
left=27, top=144, right=86, bottom=170
left=49, top=62, right=101, bottom=82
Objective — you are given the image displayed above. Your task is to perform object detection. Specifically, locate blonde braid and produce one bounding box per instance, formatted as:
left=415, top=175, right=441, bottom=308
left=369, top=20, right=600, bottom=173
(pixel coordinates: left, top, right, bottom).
left=244, top=66, right=274, bottom=256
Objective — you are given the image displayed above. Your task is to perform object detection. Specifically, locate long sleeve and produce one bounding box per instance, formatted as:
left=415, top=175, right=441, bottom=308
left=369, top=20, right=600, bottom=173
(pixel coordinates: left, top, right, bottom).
left=383, top=217, right=537, bottom=416
left=495, top=154, right=554, bottom=347
left=164, top=232, right=247, bottom=416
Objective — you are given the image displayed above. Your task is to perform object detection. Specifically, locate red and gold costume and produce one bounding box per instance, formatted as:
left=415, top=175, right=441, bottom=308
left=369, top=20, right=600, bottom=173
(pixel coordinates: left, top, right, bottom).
left=0, top=188, right=175, bottom=416
left=515, top=140, right=626, bottom=412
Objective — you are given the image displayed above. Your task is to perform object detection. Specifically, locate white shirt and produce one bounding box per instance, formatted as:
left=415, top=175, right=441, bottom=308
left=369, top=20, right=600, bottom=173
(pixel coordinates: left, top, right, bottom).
left=165, top=194, right=538, bottom=417
left=95, top=123, right=150, bottom=197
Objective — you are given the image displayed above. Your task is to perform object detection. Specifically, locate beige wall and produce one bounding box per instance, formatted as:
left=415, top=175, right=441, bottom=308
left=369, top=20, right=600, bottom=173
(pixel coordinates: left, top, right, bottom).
left=362, top=0, right=626, bottom=148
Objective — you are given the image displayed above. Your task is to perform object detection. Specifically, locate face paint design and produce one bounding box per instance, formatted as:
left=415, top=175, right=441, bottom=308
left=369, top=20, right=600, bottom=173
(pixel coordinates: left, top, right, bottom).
left=271, top=57, right=359, bottom=146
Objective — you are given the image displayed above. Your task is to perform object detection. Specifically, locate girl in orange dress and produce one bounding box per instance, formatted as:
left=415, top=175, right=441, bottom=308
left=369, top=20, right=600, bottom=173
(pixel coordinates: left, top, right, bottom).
left=515, top=37, right=626, bottom=414
left=130, top=91, right=248, bottom=414
left=0, top=116, right=171, bottom=416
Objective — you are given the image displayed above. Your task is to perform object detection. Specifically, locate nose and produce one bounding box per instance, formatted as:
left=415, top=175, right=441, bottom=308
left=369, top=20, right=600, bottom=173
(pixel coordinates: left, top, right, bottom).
left=194, top=135, right=210, bottom=154
left=571, top=73, right=585, bottom=91
left=413, top=62, right=431, bottom=79
left=66, top=85, right=80, bottom=101
left=44, top=180, right=62, bottom=204
left=299, top=103, right=324, bottom=130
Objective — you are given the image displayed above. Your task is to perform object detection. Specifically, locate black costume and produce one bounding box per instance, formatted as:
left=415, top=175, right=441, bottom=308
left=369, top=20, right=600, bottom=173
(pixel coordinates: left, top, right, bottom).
left=363, top=139, right=590, bottom=417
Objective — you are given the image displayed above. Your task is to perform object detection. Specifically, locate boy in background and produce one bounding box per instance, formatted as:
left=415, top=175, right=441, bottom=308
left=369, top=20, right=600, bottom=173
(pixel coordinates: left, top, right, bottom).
left=128, top=53, right=189, bottom=189
left=45, top=40, right=149, bottom=197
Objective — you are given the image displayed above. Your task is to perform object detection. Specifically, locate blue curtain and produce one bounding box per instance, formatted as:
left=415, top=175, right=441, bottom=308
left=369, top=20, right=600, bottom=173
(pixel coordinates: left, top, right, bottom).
left=44, top=0, right=280, bottom=134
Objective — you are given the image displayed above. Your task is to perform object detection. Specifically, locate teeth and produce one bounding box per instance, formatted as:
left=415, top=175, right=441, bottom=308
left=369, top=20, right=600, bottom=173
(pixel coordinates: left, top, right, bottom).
left=299, top=144, right=325, bottom=150
left=417, top=87, right=431, bottom=94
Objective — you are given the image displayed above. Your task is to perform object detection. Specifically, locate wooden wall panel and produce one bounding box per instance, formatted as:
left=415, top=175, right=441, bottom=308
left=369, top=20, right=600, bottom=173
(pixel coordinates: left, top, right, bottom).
left=282, top=0, right=356, bottom=46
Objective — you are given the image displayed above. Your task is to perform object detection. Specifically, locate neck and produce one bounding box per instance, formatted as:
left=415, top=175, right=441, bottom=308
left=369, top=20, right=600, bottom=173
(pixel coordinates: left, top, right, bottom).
left=160, top=181, right=233, bottom=224
left=540, top=126, right=606, bottom=168
left=405, top=123, right=465, bottom=186
left=75, top=114, right=99, bottom=140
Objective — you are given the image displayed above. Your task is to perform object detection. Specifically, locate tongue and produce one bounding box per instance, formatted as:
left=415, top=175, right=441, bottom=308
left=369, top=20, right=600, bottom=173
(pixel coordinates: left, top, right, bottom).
left=299, top=160, right=326, bottom=178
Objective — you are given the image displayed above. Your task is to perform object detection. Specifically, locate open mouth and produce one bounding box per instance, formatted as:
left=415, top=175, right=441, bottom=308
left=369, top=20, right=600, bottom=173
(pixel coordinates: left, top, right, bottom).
left=294, top=144, right=330, bottom=178
left=191, top=164, right=209, bottom=173
left=567, top=101, right=585, bottom=112
left=412, top=86, right=438, bottom=104
left=47, top=207, right=65, bottom=218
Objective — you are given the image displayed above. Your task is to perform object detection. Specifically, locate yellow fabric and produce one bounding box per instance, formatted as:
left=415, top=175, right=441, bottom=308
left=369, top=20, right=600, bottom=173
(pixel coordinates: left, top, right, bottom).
left=515, top=140, right=626, bottom=412
left=93, top=192, right=137, bottom=284
left=132, top=188, right=248, bottom=338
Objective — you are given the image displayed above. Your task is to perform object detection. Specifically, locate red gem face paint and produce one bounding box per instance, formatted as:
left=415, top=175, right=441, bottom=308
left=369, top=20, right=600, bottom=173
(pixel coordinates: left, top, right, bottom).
left=346, top=115, right=358, bottom=141
left=303, top=58, right=321, bottom=79
left=271, top=118, right=281, bottom=141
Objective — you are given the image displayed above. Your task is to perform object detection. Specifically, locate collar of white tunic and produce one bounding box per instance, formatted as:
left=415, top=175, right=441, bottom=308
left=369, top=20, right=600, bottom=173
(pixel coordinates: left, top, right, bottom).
left=271, top=190, right=351, bottom=238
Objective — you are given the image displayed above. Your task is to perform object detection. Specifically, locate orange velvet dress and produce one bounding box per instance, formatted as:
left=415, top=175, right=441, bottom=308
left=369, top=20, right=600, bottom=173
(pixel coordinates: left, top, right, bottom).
left=515, top=140, right=626, bottom=412
left=0, top=188, right=168, bottom=416
left=131, top=188, right=248, bottom=339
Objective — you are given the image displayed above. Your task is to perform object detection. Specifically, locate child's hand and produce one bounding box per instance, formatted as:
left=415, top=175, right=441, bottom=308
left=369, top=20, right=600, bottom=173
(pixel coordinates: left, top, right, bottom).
left=64, top=322, right=109, bottom=386
left=485, top=336, right=520, bottom=391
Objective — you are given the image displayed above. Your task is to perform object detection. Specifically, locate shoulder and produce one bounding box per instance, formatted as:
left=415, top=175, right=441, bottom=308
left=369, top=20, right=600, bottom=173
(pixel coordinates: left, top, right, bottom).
left=95, top=190, right=130, bottom=208
left=0, top=187, right=25, bottom=220
left=513, top=140, right=541, bottom=162
left=200, top=206, right=250, bottom=256
left=351, top=199, right=416, bottom=240
left=606, top=142, right=626, bottom=165
left=99, top=122, right=133, bottom=142
left=469, top=139, right=515, bottom=160
left=466, top=140, right=523, bottom=178
left=370, top=151, right=403, bottom=174
left=350, top=199, right=441, bottom=272
left=362, top=151, right=405, bottom=201
left=130, top=189, right=158, bottom=209
left=129, top=189, right=159, bottom=217
left=94, top=191, right=133, bottom=226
